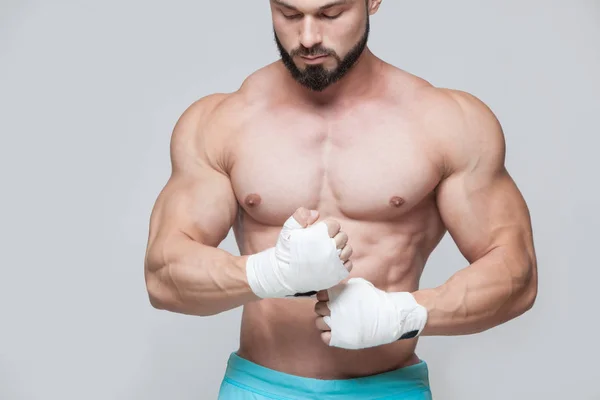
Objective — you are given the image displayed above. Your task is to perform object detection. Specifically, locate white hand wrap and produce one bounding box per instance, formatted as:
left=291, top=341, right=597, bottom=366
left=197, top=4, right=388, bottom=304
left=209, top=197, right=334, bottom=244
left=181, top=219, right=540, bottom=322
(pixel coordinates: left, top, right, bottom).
left=323, top=278, right=428, bottom=350
left=245, top=216, right=349, bottom=298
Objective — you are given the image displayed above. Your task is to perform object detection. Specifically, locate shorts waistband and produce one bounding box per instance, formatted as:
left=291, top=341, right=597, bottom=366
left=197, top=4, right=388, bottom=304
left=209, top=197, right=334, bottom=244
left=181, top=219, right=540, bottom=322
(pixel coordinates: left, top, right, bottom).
left=223, top=352, right=430, bottom=399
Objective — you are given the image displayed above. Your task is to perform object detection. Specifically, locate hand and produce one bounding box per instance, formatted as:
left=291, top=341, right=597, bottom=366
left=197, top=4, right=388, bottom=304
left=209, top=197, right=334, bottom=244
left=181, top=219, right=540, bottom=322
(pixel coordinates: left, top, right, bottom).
left=314, top=278, right=428, bottom=349
left=245, top=207, right=353, bottom=298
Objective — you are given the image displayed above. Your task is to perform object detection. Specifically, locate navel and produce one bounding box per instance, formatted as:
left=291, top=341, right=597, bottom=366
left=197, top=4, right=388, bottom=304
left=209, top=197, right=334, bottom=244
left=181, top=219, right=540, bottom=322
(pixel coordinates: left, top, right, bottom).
left=389, top=196, right=406, bottom=208
left=244, top=193, right=262, bottom=208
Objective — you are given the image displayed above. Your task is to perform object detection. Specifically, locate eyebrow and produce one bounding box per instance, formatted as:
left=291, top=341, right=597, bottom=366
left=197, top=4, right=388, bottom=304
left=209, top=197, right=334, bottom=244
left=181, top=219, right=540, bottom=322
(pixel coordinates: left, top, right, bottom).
left=272, top=0, right=350, bottom=11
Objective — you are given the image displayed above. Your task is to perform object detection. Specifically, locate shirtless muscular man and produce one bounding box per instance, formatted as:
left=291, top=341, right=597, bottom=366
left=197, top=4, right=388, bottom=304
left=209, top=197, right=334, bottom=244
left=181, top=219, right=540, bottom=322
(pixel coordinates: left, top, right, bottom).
left=144, top=1, right=538, bottom=398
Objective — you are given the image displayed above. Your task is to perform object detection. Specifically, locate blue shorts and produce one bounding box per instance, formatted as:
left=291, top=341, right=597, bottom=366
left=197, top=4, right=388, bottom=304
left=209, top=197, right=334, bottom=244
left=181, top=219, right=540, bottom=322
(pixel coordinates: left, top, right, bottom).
left=218, top=352, right=432, bottom=399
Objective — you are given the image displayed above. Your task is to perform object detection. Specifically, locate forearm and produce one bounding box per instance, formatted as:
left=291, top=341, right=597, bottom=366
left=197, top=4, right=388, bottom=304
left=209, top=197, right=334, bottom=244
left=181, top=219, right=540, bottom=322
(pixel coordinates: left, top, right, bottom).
left=145, top=236, right=257, bottom=316
left=412, top=246, right=537, bottom=336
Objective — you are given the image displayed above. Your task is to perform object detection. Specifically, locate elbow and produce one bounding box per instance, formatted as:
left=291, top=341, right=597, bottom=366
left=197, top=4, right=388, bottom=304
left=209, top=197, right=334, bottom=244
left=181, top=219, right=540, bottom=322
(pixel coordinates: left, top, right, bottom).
left=147, top=286, right=167, bottom=310
left=522, top=279, right=538, bottom=313
left=514, top=263, right=538, bottom=317
left=149, top=295, right=165, bottom=310
left=145, top=272, right=188, bottom=313
left=523, top=260, right=538, bottom=311
left=497, top=283, right=536, bottom=328
left=144, top=254, right=179, bottom=312
left=515, top=284, right=537, bottom=317
left=144, top=246, right=184, bottom=312
left=145, top=267, right=173, bottom=311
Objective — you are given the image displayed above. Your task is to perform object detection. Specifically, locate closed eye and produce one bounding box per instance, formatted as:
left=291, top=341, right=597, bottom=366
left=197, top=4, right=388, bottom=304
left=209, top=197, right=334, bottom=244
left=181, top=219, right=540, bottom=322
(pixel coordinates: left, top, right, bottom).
left=322, top=12, right=343, bottom=19
left=282, top=12, right=303, bottom=20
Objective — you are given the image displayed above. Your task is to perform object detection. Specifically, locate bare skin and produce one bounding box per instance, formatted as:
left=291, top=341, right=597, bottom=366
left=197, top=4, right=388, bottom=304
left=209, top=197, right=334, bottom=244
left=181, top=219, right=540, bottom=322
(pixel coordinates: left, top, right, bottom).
left=144, top=53, right=537, bottom=379
left=227, top=60, right=448, bottom=377
left=145, top=2, right=537, bottom=379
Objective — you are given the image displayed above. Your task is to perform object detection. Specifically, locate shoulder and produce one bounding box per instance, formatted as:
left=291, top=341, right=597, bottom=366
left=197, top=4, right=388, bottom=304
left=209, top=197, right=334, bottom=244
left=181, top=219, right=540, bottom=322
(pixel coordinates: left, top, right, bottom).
left=174, top=93, right=230, bottom=133
left=170, top=93, right=228, bottom=153
left=169, top=64, right=280, bottom=173
left=380, top=66, right=507, bottom=176
left=173, top=61, right=280, bottom=130
left=413, top=86, right=507, bottom=176
left=169, top=92, right=242, bottom=174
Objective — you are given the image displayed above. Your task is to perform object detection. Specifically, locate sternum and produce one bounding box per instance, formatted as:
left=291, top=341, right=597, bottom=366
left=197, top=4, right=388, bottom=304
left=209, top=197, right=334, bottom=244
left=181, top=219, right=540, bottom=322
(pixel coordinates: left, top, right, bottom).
left=316, top=123, right=336, bottom=210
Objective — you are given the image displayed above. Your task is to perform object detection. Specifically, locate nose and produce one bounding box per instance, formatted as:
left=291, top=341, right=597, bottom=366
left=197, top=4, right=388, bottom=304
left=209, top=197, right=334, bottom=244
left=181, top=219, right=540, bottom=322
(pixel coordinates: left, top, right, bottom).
left=299, top=17, right=322, bottom=50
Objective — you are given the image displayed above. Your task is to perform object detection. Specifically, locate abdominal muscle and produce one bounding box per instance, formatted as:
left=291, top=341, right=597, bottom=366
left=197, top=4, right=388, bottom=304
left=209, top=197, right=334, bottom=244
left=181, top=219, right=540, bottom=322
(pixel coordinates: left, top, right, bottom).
left=234, top=220, right=432, bottom=380
left=237, top=297, right=421, bottom=379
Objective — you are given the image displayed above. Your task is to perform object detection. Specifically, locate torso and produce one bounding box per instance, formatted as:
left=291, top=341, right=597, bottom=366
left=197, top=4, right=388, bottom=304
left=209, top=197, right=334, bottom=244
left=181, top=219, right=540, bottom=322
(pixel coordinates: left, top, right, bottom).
left=205, top=60, right=450, bottom=379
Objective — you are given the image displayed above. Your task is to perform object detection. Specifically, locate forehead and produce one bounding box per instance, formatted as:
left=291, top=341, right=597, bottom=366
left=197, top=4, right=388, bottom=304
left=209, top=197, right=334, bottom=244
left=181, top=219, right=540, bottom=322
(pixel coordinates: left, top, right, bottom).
left=271, top=0, right=353, bottom=10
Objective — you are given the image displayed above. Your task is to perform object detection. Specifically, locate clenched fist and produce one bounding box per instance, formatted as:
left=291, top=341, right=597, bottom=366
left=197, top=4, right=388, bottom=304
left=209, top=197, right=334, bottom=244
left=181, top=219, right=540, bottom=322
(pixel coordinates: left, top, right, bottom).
left=245, top=207, right=353, bottom=298
left=314, top=278, right=428, bottom=349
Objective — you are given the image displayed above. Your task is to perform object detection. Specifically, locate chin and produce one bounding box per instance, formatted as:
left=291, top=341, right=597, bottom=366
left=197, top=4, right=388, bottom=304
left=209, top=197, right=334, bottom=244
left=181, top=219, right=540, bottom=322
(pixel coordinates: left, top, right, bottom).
left=303, top=63, right=336, bottom=72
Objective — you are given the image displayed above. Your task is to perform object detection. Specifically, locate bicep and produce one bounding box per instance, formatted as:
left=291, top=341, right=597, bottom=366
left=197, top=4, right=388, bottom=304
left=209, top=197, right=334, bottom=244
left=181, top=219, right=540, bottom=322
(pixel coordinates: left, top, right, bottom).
left=436, top=166, right=533, bottom=264
left=146, top=95, right=238, bottom=266
left=148, top=167, right=238, bottom=250
left=435, top=90, right=534, bottom=264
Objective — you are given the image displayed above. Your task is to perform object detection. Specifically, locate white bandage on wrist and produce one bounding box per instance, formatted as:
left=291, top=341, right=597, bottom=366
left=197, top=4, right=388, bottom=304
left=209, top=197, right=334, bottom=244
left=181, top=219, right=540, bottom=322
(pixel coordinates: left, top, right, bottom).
left=245, top=216, right=349, bottom=298
left=323, top=278, right=428, bottom=350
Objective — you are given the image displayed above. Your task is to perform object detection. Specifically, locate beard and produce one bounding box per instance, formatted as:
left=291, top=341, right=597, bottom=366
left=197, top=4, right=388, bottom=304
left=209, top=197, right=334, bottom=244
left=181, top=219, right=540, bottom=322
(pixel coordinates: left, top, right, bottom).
left=273, top=16, right=370, bottom=92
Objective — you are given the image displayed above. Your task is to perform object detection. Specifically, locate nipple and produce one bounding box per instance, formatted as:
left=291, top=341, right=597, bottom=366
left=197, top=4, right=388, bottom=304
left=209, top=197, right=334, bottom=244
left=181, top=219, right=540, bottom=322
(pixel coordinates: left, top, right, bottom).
left=244, top=193, right=262, bottom=208
left=389, top=196, right=406, bottom=208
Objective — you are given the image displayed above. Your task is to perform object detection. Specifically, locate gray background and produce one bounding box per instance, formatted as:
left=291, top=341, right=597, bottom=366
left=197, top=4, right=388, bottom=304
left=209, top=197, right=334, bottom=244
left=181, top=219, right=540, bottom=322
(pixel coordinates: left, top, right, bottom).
left=1, top=0, right=598, bottom=399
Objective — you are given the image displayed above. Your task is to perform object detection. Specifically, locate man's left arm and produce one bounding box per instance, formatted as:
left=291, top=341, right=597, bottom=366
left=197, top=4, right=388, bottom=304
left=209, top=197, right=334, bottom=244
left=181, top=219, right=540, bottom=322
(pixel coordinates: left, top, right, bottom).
left=314, top=91, right=538, bottom=348
left=413, top=91, right=538, bottom=336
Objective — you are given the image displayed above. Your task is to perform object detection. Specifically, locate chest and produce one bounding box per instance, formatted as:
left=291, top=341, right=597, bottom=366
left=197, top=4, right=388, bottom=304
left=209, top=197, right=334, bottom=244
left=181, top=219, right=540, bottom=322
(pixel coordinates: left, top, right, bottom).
left=229, top=107, right=443, bottom=225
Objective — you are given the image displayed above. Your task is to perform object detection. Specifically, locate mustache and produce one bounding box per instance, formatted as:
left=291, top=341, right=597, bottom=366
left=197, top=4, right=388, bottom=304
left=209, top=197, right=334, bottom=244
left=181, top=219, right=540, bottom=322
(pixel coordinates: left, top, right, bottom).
left=290, top=46, right=335, bottom=58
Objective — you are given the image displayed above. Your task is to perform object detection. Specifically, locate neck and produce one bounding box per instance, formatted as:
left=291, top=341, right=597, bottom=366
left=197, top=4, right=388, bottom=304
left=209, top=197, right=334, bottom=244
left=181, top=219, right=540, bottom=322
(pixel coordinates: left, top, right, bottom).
left=282, top=47, right=382, bottom=107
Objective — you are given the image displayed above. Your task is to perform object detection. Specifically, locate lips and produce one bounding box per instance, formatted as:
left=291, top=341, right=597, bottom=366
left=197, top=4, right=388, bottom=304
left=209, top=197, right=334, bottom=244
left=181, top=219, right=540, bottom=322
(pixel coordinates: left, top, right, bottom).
left=301, top=55, right=327, bottom=60
left=301, top=55, right=327, bottom=62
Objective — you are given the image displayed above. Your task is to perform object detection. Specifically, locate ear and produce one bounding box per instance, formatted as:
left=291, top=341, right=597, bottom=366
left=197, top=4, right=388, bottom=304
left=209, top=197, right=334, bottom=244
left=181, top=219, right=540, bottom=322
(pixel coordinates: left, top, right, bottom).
left=367, top=0, right=383, bottom=15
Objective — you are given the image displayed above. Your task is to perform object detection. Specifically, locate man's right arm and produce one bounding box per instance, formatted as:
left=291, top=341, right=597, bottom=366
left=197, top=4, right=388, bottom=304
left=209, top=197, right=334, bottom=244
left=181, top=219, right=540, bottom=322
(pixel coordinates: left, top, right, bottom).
left=144, top=94, right=257, bottom=316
